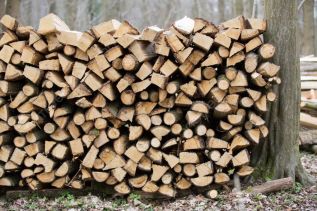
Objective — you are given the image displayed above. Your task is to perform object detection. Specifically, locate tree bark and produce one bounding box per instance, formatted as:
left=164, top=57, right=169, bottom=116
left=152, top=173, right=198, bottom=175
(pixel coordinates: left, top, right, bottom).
left=251, top=0, right=314, bottom=185
left=48, top=0, right=56, bottom=13
left=256, top=0, right=264, bottom=18
left=0, top=0, right=5, bottom=18
left=302, top=0, right=315, bottom=56
left=6, top=0, right=20, bottom=19
left=234, top=0, right=244, bottom=17
left=99, top=0, right=116, bottom=22
left=31, top=0, right=48, bottom=29
left=251, top=177, right=293, bottom=194
left=244, top=0, right=254, bottom=18
left=0, top=0, right=5, bottom=32
left=66, top=0, right=77, bottom=30
left=218, top=0, right=225, bottom=23
left=314, top=4, right=317, bottom=56
left=297, top=1, right=304, bottom=55
left=75, top=0, right=90, bottom=31
left=54, top=0, right=66, bottom=25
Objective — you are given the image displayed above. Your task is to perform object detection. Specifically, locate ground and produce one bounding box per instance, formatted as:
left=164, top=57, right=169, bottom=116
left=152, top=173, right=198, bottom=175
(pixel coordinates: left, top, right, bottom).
left=0, top=152, right=316, bottom=211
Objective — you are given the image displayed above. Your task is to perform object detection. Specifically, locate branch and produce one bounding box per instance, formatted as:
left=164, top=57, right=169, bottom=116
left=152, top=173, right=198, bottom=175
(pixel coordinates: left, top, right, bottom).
left=297, top=0, right=307, bottom=11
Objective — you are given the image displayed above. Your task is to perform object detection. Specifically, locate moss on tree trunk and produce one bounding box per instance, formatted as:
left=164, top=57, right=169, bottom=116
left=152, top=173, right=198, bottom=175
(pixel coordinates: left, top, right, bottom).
left=251, top=0, right=314, bottom=185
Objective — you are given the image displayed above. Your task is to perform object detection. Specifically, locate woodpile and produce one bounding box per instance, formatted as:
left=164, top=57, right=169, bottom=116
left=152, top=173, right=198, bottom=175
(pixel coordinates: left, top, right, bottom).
left=301, top=56, right=317, bottom=113
left=300, top=56, right=317, bottom=153
left=0, top=14, right=280, bottom=196
left=299, top=129, right=317, bottom=154
left=301, top=57, right=317, bottom=109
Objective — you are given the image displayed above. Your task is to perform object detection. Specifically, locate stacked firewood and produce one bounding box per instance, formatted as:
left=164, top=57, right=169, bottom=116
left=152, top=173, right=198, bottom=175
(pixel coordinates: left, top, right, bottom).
left=0, top=14, right=280, bottom=197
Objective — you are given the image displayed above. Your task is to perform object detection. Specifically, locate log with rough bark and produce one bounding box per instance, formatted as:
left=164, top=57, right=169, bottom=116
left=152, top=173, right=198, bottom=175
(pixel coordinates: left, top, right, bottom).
left=250, top=177, right=293, bottom=194
left=0, top=14, right=279, bottom=197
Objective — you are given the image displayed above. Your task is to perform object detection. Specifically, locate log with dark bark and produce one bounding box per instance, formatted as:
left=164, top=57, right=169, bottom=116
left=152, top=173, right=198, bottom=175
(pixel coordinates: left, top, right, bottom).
left=250, top=177, right=293, bottom=194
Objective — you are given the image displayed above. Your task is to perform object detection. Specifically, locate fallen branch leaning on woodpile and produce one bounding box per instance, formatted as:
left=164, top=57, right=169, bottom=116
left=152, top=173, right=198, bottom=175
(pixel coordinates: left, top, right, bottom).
left=0, top=14, right=280, bottom=197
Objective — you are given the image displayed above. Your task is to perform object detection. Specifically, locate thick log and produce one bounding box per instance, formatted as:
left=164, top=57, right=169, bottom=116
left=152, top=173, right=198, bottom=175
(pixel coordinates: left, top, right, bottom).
left=250, top=177, right=293, bottom=194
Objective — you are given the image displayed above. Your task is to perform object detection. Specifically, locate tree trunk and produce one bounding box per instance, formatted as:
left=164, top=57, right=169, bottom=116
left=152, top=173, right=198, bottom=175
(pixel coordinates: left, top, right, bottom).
left=0, top=0, right=5, bottom=32
left=30, top=0, right=48, bottom=29
left=234, top=0, right=244, bottom=17
left=0, top=0, right=5, bottom=17
left=298, top=1, right=304, bottom=57
left=99, top=0, right=119, bottom=22
left=314, top=4, right=317, bottom=56
left=6, top=0, right=20, bottom=19
left=218, top=0, right=225, bottom=23
left=256, top=0, right=264, bottom=18
left=54, top=0, right=65, bottom=23
left=75, top=0, right=90, bottom=31
left=48, top=0, right=56, bottom=13
left=66, top=0, right=77, bottom=30
left=251, top=0, right=314, bottom=185
left=243, top=0, right=254, bottom=18
left=302, top=0, right=315, bottom=56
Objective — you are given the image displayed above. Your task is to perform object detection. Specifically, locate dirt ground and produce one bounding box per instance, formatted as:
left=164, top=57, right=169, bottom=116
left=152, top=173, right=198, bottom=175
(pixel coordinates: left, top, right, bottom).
left=0, top=151, right=316, bottom=211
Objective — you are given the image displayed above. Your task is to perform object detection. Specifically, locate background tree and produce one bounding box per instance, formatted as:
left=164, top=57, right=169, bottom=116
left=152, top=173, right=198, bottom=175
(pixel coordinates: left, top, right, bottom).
left=251, top=0, right=314, bottom=185
left=218, top=0, right=225, bottom=22
left=234, top=0, right=244, bottom=16
left=75, top=0, right=90, bottom=30
left=0, top=0, right=5, bottom=32
left=302, top=0, right=315, bottom=55
left=0, top=0, right=5, bottom=19
left=66, top=0, right=77, bottom=29
left=243, top=0, right=254, bottom=17
left=6, top=0, right=20, bottom=19
left=314, top=2, right=317, bottom=55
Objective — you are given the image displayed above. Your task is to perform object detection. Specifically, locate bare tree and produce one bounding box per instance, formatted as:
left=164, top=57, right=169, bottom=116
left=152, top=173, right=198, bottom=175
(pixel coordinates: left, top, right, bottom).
left=64, top=0, right=77, bottom=29
left=48, top=0, right=56, bottom=13
left=0, top=0, right=5, bottom=18
left=88, top=0, right=100, bottom=26
left=28, top=0, right=49, bottom=28
left=75, top=0, right=90, bottom=31
left=0, top=0, right=5, bottom=32
left=218, top=0, right=225, bottom=22
left=88, top=0, right=118, bottom=27
left=315, top=2, right=317, bottom=56
left=244, top=0, right=254, bottom=17
left=118, top=0, right=144, bottom=29
left=30, top=0, right=40, bottom=27
left=53, top=0, right=68, bottom=27
left=252, top=0, right=314, bottom=185
left=234, top=0, right=244, bottom=16
left=98, top=0, right=119, bottom=22
left=256, top=0, right=264, bottom=18
left=302, top=0, right=315, bottom=55
left=6, top=0, right=20, bottom=19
